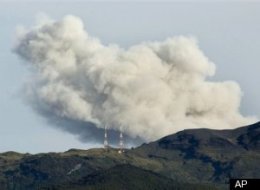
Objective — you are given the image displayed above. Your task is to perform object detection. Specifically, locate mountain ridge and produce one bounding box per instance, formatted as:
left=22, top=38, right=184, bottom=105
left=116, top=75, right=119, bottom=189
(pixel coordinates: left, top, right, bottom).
left=0, top=122, right=259, bottom=189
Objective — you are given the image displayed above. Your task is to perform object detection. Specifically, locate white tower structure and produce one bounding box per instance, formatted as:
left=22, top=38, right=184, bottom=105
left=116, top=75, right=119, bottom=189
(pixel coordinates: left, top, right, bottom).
left=118, top=130, right=124, bottom=154
left=104, top=125, right=109, bottom=149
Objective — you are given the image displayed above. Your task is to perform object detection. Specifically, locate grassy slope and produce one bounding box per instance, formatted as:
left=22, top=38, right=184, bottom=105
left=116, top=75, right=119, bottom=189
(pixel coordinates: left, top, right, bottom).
left=0, top=122, right=259, bottom=189
left=56, top=164, right=219, bottom=190
left=0, top=148, right=220, bottom=190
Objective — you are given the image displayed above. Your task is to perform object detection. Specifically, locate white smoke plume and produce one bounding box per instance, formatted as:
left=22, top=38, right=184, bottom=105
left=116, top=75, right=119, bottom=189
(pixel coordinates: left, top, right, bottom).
left=14, top=15, right=256, bottom=143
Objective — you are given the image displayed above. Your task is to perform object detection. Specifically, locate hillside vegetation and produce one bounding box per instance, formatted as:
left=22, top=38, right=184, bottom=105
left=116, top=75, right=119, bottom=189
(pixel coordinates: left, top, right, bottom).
left=0, top=122, right=259, bottom=190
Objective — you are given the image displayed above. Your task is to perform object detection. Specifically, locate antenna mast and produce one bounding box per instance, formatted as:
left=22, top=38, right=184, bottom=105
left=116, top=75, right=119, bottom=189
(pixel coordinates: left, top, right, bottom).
left=104, top=125, right=109, bottom=149
left=118, top=129, right=124, bottom=154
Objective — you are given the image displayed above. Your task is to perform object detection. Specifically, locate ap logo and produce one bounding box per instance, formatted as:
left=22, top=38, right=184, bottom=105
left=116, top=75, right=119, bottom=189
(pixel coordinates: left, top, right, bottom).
left=230, top=179, right=259, bottom=190
left=234, top=180, right=247, bottom=188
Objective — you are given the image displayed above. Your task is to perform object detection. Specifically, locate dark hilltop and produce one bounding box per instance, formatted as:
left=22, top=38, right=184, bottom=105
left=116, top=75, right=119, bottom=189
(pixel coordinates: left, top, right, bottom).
left=0, top=122, right=259, bottom=190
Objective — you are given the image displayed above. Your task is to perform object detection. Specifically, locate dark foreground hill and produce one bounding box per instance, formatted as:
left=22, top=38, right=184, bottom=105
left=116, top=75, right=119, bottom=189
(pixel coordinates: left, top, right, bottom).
left=0, top=122, right=259, bottom=190
left=53, top=164, right=218, bottom=190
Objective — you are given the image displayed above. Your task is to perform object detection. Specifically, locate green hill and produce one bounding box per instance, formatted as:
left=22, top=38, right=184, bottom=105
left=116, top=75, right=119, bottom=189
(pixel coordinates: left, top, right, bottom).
left=132, top=121, right=260, bottom=183
left=53, top=164, right=218, bottom=190
left=0, top=122, right=259, bottom=190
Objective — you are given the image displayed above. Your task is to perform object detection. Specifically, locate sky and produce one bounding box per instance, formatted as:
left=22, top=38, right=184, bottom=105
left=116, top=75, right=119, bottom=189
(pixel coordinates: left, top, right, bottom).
left=0, top=1, right=259, bottom=153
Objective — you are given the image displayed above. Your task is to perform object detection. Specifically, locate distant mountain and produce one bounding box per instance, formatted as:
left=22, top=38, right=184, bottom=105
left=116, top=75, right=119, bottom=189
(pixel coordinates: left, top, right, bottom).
left=0, top=122, right=259, bottom=190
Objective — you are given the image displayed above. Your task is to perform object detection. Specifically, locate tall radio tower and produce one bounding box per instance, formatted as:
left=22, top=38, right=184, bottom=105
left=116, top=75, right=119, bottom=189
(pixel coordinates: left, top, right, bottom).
left=118, top=130, right=124, bottom=154
left=104, top=125, right=109, bottom=149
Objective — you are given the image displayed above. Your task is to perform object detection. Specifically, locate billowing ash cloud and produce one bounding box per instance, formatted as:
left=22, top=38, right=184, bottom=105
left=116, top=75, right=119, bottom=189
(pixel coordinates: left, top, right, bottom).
left=14, top=15, right=256, bottom=144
